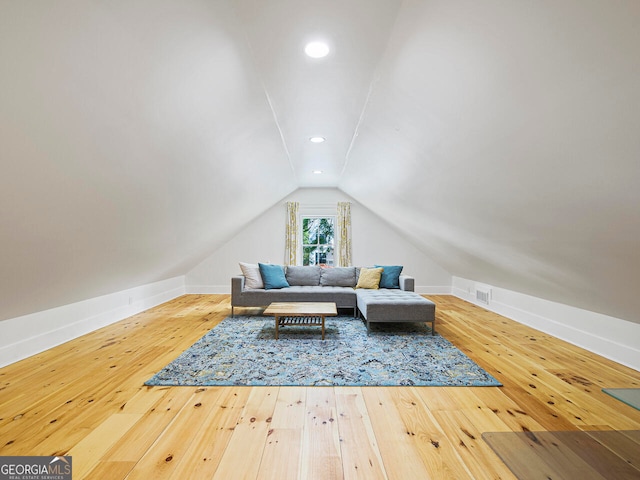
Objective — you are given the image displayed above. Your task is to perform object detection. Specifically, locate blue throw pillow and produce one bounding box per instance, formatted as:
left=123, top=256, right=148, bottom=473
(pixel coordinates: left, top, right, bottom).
left=374, top=265, right=403, bottom=289
left=258, top=263, right=290, bottom=289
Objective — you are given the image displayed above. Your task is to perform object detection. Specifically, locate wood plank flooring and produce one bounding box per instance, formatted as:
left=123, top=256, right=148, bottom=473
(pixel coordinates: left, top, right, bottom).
left=1, top=294, right=639, bottom=479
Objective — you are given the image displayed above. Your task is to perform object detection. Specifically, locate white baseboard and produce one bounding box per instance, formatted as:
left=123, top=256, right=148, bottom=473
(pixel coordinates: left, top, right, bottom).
left=452, top=277, right=640, bottom=372
left=0, top=276, right=186, bottom=368
left=415, top=285, right=453, bottom=295
left=186, top=285, right=230, bottom=294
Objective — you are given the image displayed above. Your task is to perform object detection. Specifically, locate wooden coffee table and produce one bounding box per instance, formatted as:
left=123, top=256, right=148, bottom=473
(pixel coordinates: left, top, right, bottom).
left=263, top=302, right=337, bottom=340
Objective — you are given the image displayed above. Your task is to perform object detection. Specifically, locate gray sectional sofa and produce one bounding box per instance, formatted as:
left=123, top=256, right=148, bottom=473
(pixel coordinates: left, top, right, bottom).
left=231, top=265, right=436, bottom=333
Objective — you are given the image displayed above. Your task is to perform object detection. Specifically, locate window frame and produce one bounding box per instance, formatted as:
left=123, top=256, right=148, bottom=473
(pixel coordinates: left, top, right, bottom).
left=300, top=214, right=336, bottom=267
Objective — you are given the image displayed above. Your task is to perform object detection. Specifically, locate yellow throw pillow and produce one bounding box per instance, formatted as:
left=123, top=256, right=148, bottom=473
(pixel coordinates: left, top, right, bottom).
left=356, top=267, right=383, bottom=289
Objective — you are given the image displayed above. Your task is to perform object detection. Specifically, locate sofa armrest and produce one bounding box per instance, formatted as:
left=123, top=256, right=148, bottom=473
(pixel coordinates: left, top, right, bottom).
left=399, top=275, right=415, bottom=292
left=231, top=275, right=246, bottom=300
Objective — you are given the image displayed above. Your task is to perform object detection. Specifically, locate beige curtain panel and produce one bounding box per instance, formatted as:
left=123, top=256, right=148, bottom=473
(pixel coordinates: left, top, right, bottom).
left=284, top=201, right=299, bottom=265
left=336, top=201, right=352, bottom=267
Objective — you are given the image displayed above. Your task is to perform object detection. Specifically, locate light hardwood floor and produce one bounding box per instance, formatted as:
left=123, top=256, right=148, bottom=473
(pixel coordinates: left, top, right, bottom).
left=1, top=295, right=639, bottom=479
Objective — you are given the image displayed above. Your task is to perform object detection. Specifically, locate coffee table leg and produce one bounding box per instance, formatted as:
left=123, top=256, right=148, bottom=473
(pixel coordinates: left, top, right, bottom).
left=275, top=315, right=279, bottom=340
left=321, top=315, right=325, bottom=340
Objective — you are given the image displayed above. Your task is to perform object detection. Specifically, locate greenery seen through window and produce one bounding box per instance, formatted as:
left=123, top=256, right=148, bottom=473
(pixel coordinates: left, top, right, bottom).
left=302, top=217, right=334, bottom=266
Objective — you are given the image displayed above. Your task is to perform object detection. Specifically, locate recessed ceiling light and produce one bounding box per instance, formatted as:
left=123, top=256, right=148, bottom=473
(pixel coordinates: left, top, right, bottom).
left=313, top=170, right=323, bottom=174
left=309, top=136, right=325, bottom=143
left=304, top=41, right=330, bottom=58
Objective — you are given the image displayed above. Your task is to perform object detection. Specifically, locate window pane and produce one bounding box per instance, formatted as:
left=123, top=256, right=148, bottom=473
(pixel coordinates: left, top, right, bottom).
left=303, top=246, right=317, bottom=266
left=302, top=218, right=311, bottom=244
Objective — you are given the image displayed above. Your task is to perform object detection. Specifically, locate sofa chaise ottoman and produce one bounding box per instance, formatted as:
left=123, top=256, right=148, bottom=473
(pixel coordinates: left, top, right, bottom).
left=356, top=288, right=436, bottom=334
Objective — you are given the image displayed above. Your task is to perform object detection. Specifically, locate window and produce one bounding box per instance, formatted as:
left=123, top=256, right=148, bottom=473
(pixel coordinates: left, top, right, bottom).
left=302, top=216, right=335, bottom=266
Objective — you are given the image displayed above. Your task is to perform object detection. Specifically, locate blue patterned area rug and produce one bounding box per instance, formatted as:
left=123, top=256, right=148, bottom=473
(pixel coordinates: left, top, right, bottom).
left=145, top=316, right=501, bottom=387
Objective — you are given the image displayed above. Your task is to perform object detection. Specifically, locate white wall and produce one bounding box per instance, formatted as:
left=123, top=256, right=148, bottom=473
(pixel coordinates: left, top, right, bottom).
left=453, top=276, right=640, bottom=372
left=186, top=188, right=452, bottom=292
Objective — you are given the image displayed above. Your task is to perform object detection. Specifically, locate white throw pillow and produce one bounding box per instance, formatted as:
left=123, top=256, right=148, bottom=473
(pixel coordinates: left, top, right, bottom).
left=239, top=262, right=264, bottom=289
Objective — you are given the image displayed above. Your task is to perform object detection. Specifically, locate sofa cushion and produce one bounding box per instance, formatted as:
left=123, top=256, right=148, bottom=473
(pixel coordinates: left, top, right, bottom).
left=285, top=265, right=321, bottom=286
left=320, top=267, right=356, bottom=287
left=375, top=265, right=403, bottom=289
left=237, top=285, right=357, bottom=308
left=239, top=262, right=264, bottom=289
left=355, top=267, right=383, bottom=289
left=258, top=263, right=290, bottom=289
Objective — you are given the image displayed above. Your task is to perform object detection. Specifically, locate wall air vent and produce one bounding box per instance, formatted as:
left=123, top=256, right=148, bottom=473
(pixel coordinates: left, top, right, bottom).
left=476, top=288, right=491, bottom=305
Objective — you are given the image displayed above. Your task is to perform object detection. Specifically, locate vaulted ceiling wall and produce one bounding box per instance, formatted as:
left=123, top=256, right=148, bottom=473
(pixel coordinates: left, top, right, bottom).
left=1, top=0, right=639, bottom=325
left=0, top=0, right=298, bottom=321
left=340, top=0, right=640, bottom=322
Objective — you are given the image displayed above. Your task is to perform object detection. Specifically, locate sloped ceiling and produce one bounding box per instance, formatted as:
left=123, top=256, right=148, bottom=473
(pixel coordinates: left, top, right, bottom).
left=340, top=0, right=640, bottom=322
left=1, top=0, right=639, bottom=324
